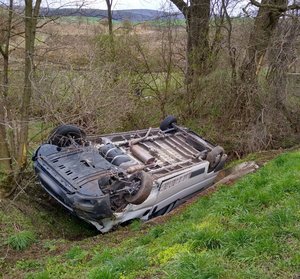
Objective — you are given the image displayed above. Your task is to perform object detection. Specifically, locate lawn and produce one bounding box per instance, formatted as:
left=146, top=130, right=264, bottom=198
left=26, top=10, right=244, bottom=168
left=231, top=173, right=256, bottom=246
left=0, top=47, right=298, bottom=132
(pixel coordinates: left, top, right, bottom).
left=2, top=150, right=300, bottom=278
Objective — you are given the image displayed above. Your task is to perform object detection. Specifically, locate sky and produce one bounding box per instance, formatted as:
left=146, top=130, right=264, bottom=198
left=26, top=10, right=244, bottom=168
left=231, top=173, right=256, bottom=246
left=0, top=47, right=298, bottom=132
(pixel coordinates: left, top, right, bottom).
left=0, top=0, right=177, bottom=10
left=41, top=0, right=244, bottom=15
left=52, top=0, right=177, bottom=10
left=102, top=0, right=167, bottom=10
left=5, top=0, right=244, bottom=15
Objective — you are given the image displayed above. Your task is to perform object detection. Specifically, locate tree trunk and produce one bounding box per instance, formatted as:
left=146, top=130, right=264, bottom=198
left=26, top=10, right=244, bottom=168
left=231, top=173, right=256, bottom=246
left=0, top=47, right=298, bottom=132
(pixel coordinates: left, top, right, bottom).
left=237, top=0, right=288, bottom=120
left=240, top=0, right=287, bottom=83
left=105, top=0, right=113, bottom=36
left=18, top=0, right=41, bottom=169
left=105, top=0, right=115, bottom=62
left=0, top=104, right=11, bottom=176
left=185, top=0, right=210, bottom=84
left=170, top=0, right=210, bottom=116
left=267, top=18, right=300, bottom=132
left=0, top=54, right=12, bottom=175
left=0, top=0, right=13, bottom=177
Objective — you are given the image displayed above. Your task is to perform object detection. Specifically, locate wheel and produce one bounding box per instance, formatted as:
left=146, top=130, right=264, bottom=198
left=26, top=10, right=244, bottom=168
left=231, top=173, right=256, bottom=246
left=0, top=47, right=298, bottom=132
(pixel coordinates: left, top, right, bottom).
left=124, top=171, right=153, bottom=205
left=48, top=125, right=86, bottom=147
left=207, top=146, right=224, bottom=172
left=160, top=115, right=177, bottom=131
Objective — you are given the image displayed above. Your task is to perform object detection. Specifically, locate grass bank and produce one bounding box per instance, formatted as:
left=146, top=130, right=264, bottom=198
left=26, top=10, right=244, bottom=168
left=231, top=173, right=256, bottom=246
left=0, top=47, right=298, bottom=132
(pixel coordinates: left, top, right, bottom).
left=2, top=150, right=300, bottom=278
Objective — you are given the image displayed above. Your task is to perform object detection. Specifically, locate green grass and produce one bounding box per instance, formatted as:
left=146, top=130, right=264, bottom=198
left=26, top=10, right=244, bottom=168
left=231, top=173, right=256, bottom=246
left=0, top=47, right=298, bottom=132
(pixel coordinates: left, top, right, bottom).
left=7, top=230, right=36, bottom=250
left=6, top=151, right=300, bottom=278
left=16, top=259, right=42, bottom=271
left=0, top=193, right=97, bottom=257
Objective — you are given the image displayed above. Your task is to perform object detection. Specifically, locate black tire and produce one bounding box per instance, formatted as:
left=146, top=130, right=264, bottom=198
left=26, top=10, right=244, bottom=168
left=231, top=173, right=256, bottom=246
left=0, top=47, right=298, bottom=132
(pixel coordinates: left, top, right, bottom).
left=124, top=171, right=153, bottom=205
left=207, top=146, right=224, bottom=172
left=213, top=154, right=227, bottom=172
left=48, top=125, right=86, bottom=147
left=160, top=115, right=177, bottom=131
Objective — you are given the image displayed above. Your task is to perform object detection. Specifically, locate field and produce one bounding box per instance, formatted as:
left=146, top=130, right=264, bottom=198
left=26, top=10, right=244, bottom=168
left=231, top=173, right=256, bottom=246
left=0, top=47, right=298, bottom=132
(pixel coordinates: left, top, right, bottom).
left=1, top=150, right=299, bottom=278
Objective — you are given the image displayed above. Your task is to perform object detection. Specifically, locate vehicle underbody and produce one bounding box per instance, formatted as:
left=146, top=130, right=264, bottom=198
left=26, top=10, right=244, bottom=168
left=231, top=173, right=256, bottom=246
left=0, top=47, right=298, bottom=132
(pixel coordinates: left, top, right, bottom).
left=33, top=116, right=227, bottom=232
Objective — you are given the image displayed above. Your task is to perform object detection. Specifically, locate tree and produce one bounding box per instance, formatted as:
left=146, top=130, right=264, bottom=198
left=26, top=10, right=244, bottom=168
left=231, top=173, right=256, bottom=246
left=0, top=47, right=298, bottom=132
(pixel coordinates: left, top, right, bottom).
left=267, top=16, right=300, bottom=132
left=103, top=0, right=115, bottom=60
left=170, top=0, right=210, bottom=85
left=18, top=0, right=42, bottom=169
left=0, top=0, right=14, bottom=179
left=240, top=0, right=289, bottom=84
left=105, top=0, right=113, bottom=36
left=237, top=0, right=300, bottom=118
left=232, top=0, right=300, bottom=151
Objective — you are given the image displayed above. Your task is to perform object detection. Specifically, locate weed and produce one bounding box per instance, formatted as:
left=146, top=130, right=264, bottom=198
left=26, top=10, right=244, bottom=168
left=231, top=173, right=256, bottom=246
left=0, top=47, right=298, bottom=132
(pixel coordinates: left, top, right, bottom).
left=129, top=219, right=142, bottom=231
left=26, top=271, right=50, bottom=279
left=138, top=234, right=153, bottom=245
left=43, top=240, right=58, bottom=252
left=155, top=244, right=189, bottom=264
left=7, top=230, right=35, bottom=250
left=65, top=246, right=88, bottom=261
left=88, top=266, right=115, bottom=279
left=87, top=249, right=148, bottom=279
left=166, top=253, right=225, bottom=279
left=16, top=259, right=42, bottom=271
left=149, top=226, right=165, bottom=238
left=137, top=225, right=165, bottom=245
left=88, top=249, right=114, bottom=265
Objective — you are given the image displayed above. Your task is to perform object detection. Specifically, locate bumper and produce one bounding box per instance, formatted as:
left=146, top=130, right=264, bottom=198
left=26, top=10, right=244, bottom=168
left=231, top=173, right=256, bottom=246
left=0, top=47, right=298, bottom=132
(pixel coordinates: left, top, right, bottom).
left=34, top=161, right=114, bottom=222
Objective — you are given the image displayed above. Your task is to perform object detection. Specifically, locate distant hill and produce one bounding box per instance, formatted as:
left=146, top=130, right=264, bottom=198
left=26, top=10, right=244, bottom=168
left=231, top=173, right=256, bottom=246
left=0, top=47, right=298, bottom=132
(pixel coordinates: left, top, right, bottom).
left=39, top=8, right=184, bottom=22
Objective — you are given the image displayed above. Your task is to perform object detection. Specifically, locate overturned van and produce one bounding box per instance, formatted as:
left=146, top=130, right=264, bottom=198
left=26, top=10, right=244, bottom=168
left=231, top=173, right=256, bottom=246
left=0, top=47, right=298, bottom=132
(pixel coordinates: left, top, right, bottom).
left=33, top=116, right=227, bottom=232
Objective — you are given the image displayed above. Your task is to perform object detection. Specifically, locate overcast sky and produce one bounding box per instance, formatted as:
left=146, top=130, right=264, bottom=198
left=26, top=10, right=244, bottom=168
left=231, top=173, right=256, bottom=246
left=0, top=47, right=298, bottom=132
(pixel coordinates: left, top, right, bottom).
left=53, top=0, right=177, bottom=10
left=104, top=0, right=168, bottom=10
left=6, top=0, right=243, bottom=14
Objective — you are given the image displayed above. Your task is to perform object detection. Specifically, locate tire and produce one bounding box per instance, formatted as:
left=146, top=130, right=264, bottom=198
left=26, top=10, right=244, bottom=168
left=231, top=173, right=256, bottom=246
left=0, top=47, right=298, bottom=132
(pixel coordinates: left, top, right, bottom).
left=124, top=171, right=153, bottom=205
left=207, top=146, right=224, bottom=172
left=48, top=125, right=86, bottom=147
left=214, top=154, right=227, bottom=172
left=160, top=115, right=177, bottom=131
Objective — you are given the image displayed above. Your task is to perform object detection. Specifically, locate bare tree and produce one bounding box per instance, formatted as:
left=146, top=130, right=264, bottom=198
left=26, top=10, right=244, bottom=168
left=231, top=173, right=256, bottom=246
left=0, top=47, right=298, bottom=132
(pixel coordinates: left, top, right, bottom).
left=267, top=16, right=300, bottom=132
left=105, top=0, right=113, bottom=36
left=18, top=0, right=42, bottom=169
left=0, top=0, right=14, bottom=179
left=229, top=0, right=300, bottom=151
left=234, top=0, right=299, bottom=119
left=170, top=0, right=210, bottom=83
left=133, top=10, right=181, bottom=118
left=240, top=0, right=290, bottom=84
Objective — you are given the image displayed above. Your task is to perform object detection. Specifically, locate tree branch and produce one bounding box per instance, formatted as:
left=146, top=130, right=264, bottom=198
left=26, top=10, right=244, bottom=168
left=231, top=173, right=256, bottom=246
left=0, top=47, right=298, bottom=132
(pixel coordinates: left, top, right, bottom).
left=249, top=0, right=300, bottom=12
left=287, top=3, right=300, bottom=10
left=33, top=0, right=42, bottom=18
left=169, top=0, right=188, bottom=14
left=36, top=16, right=59, bottom=29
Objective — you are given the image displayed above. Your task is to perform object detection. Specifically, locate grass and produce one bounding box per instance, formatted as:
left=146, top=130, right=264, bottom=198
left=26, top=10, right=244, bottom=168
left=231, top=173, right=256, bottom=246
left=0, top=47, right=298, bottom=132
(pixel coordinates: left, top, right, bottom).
left=7, top=231, right=36, bottom=251
left=3, top=150, right=300, bottom=278
left=0, top=192, right=97, bottom=260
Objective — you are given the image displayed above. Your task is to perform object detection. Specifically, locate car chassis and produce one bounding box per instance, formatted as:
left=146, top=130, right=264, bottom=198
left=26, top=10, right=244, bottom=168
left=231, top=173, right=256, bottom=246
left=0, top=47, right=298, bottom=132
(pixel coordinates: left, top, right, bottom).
left=33, top=116, right=227, bottom=232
